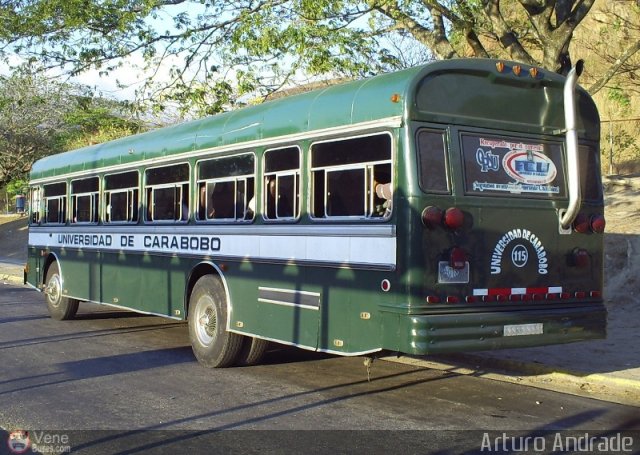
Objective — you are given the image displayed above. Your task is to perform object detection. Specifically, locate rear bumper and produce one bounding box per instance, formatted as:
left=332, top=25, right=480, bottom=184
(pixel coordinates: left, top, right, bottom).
left=380, top=302, right=607, bottom=355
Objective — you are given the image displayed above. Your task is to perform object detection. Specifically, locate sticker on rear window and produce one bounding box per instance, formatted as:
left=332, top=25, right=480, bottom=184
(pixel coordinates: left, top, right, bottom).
left=462, top=135, right=564, bottom=197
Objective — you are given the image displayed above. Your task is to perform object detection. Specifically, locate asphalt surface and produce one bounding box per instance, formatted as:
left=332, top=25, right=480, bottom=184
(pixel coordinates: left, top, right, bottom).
left=1, top=284, right=639, bottom=454
left=2, top=258, right=639, bottom=409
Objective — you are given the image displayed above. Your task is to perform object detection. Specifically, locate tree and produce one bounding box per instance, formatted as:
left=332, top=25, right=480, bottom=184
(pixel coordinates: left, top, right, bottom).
left=0, top=68, right=145, bottom=188
left=2, top=1, right=638, bottom=115
left=0, top=70, right=73, bottom=188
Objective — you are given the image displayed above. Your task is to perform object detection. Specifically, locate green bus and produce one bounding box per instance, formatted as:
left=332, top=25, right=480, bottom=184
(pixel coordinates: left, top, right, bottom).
left=25, top=58, right=606, bottom=368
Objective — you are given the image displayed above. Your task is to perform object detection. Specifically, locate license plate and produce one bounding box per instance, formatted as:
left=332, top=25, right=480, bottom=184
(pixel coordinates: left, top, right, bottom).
left=503, top=323, right=543, bottom=336
left=437, top=261, right=469, bottom=284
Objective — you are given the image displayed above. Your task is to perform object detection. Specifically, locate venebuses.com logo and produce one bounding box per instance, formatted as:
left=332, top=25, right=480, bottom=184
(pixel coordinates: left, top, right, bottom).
left=6, top=429, right=71, bottom=454
left=7, top=430, right=30, bottom=454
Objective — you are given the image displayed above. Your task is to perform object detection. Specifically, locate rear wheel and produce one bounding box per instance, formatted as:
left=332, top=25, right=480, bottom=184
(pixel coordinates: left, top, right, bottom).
left=44, top=262, right=79, bottom=321
left=236, top=336, right=269, bottom=366
left=188, top=275, right=243, bottom=368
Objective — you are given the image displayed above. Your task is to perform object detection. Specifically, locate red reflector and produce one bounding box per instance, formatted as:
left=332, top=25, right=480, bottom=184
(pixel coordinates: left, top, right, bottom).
left=560, top=292, right=571, bottom=299
left=496, top=295, right=508, bottom=302
left=446, top=296, right=460, bottom=304
left=573, top=249, right=590, bottom=267
left=546, top=293, right=559, bottom=300
left=509, top=294, right=522, bottom=302
left=426, top=295, right=441, bottom=304
left=449, top=247, right=467, bottom=269
left=483, top=295, right=497, bottom=303
left=590, top=215, right=606, bottom=234
left=573, top=213, right=590, bottom=233
left=533, top=294, right=545, bottom=301
left=444, top=207, right=465, bottom=230
left=465, top=296, right=477, bottom=303
left=421, top=206, right=443, bottom=229
left=575, top=291, right=587, bottom=299
left=521, top=294, right=532, bottom=301
left=590, top=290, right=602, bottom=298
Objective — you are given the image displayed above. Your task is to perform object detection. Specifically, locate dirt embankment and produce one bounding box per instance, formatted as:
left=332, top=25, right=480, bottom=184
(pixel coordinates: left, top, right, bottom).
left=0, top=215, right=28, bottom=262
left=602, top=176, right=640, bottom=306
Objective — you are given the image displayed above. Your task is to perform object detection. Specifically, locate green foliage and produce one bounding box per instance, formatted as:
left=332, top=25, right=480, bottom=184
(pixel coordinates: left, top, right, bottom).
left=607, top=86, right=631, bottom=112
left=0, top=0, right=637, bottom=114
left=0, top=67, right=145, bottom=187
left=5, top=179, right=29, bottom=197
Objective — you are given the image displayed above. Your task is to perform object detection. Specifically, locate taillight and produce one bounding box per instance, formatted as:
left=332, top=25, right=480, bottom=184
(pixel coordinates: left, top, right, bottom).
left=573, top=213, right=605, bottom=234
left=449, top=247, right=467, bottom=269
left=590, top=214, right=606, bottom=233
left=444, top=207, right=464, bottom=230
left=422, top=206, right=465, bottom=230
left=572, top=248, right=590, bottom=267
left=421, top=206, right=443, bottom=229
left=573, top=213, right=590, bottom=233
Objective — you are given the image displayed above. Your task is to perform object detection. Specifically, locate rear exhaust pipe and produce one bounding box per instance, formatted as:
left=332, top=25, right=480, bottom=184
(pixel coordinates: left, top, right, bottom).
left=559, top=59, right=584, bottom=230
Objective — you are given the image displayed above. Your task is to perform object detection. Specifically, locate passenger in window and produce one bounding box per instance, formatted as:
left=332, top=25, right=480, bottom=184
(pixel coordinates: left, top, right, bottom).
left=277, top=178, right=294, bottom=218
left=199, top=184, right=214, bottom=219
left=245, top=196, right=255, bottom=220
left=373, top=169, right=392, bottom=217
left=181, top=200, right=189, bottom=221
left=212, top=183, right=234, bottom=219
left=266, top=177, right=276, bottom=219
left=266, top=177, right=293, bottom=219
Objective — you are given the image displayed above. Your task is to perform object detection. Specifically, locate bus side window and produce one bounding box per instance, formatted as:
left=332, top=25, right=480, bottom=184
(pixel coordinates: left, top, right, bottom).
left=197, top=153, right=255, bottom=223
left=29, top=187, right=41, bottom=225
left=417, top=130, right=449, bottom=194
left=105, top=171, right=139, bottom=224
left=311, top=133, right=392, bottom=220
left=264, top=147, right=300, bottom=221
left=144, top=164, right=190, bottom=223
left=71, top=177, right=99, bottom=224
left=43, top=182, right=67, bottom=224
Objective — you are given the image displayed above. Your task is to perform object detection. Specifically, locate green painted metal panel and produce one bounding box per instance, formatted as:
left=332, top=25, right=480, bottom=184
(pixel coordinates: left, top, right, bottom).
left=380, top=303, right=606, bottom=354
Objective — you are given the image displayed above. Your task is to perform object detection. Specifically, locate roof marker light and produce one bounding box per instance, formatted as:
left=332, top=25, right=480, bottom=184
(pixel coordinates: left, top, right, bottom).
left=529, top=67, right=539, bottom=78
left=513, top=65, right=522, bottom=76
left=390, top=93, right=401, bottom=103
left=496, top=62, right=505, bottom=73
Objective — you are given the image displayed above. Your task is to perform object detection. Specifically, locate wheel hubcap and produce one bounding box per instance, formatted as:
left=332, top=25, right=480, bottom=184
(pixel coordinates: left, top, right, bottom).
left=46, top=274, right=62, bottom=307
left=195, top=296, right=217, bottom=346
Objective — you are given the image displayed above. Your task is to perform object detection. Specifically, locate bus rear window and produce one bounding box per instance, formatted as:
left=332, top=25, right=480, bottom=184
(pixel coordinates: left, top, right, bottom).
left=417, top=129, right=449, bottom=193
left=461, top=134, right=566, bottom=198
left=579, top=144, right=602, bottom=201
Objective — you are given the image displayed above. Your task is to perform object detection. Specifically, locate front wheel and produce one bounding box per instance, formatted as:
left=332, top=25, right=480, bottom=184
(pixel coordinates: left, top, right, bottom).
left=188, top=275, right=243, bottom=368
left=44, top=262, right=79, bottom=321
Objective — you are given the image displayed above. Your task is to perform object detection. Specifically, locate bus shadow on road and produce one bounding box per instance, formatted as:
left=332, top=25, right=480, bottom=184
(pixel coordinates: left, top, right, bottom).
left=0, top=347, right=194, bottom=397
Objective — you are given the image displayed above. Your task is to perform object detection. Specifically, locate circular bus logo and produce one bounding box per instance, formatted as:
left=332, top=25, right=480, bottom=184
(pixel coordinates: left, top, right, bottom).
left=503, top=150, right=557, bottom=185
left=511, top=244, right=529, bottom=268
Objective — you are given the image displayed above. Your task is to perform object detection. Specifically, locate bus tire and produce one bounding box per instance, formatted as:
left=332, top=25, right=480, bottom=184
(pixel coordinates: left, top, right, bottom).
left=188, top=275, right=242, bottom=368
left=236, top=336, right=269, bottom=366
left=44, top=262, right=79, bottom=321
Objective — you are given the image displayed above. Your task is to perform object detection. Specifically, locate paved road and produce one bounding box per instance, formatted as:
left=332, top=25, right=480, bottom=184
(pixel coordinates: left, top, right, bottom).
left=1, top=284, right=639, bottom=453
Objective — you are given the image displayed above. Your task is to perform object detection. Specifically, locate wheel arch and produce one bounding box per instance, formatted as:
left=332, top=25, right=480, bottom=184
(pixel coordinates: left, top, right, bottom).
left=42, top=252, right=62, bottom=287
left=184, top=262, right=231, bottom=323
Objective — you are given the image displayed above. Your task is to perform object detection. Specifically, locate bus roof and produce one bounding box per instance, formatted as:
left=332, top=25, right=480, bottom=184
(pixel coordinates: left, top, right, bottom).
left=31, top=64, right=427, bottom=181
left=30, top=59, right=597, bottom=182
